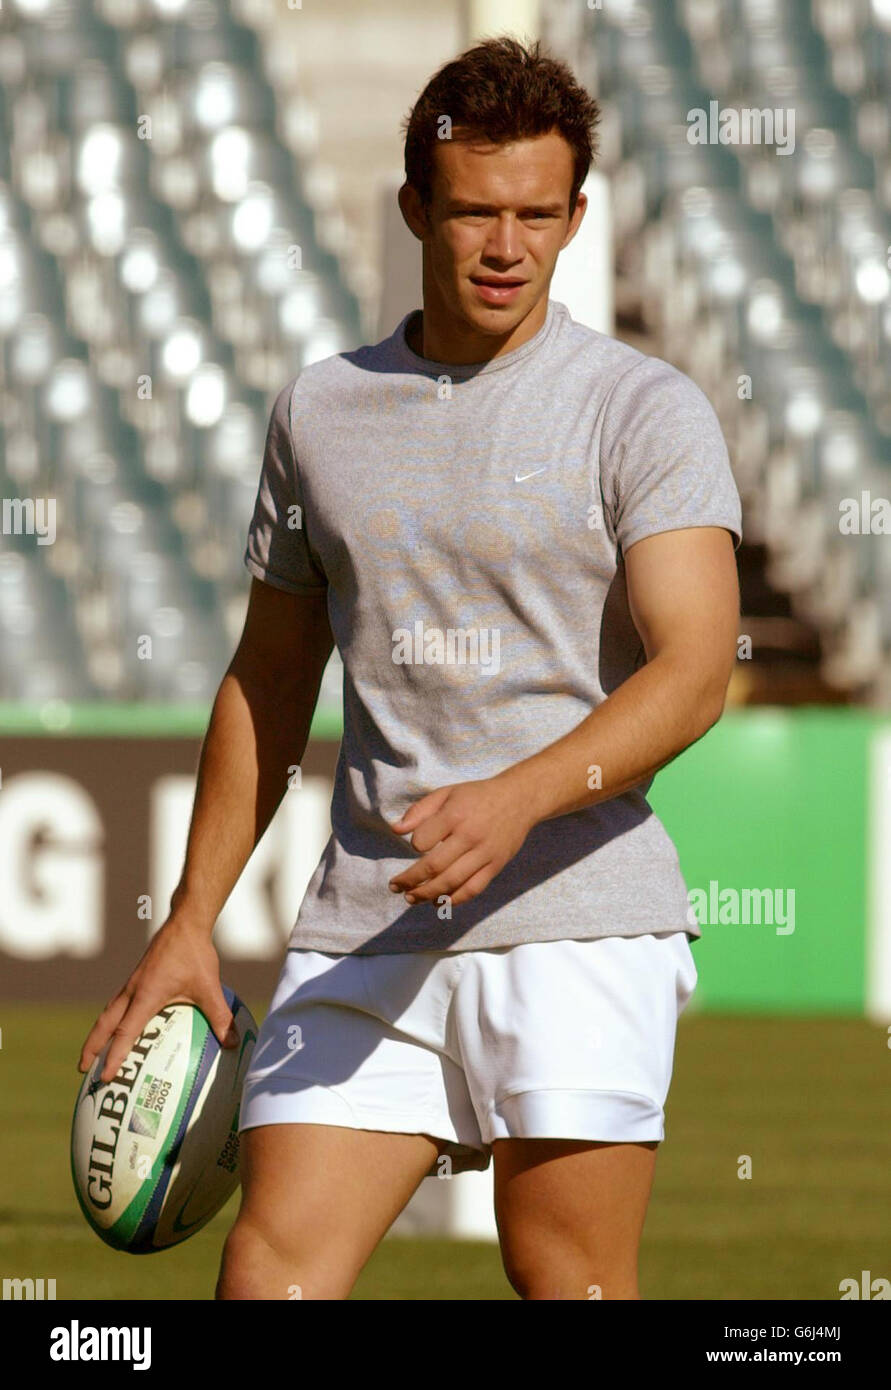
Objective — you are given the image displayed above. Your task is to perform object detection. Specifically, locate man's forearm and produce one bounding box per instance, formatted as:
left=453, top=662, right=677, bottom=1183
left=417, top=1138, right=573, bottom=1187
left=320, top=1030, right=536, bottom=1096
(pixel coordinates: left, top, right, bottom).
left=169, top=665, right=320, bottom=932
left=501, top=651, right=728, bottom=825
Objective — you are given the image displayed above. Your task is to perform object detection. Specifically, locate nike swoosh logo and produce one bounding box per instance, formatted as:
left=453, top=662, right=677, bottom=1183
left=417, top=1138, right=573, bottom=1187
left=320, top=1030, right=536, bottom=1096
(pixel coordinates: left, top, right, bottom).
left=515, top=468, right=547, bottom=482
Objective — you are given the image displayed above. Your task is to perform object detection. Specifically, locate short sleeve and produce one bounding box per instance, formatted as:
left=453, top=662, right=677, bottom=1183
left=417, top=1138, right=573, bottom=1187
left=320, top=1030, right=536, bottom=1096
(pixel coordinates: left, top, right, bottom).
left=243, top=380, right=329, bottom=594
left=600, top=357, right=743, bottom=555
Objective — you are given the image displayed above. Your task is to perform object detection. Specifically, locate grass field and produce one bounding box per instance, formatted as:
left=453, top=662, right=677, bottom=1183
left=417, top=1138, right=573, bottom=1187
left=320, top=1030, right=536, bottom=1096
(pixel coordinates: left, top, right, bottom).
left=1, top=1005, right=888, bottom=1300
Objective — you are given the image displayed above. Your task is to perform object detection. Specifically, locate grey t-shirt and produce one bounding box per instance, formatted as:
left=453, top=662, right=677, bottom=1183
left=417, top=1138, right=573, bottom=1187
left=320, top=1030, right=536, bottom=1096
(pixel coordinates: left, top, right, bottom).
left=244, top=298, right=742, bottom=954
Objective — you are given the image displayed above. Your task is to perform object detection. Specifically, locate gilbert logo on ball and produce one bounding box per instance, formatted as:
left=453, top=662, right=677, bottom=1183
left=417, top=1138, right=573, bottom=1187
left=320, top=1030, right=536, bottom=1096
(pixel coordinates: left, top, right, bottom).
left=70, top=988, right=257, bottom=1253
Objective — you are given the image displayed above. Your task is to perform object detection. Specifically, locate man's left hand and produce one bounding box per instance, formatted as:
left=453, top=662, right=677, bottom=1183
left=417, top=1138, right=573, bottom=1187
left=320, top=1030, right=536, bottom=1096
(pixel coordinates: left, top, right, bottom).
left=386, top=774, right=538, bottom=908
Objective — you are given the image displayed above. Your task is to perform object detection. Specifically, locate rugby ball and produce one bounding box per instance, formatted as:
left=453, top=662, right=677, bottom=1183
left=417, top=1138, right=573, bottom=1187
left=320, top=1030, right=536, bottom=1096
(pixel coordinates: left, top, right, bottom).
left=71, top=988, right=257, bottom=1253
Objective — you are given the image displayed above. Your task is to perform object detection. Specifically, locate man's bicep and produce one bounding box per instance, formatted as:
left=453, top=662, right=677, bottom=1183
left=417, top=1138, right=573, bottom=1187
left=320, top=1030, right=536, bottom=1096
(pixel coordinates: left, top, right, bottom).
left=232, top=577, right=334, bottom=687
left=623, top=526, right=739, bottom=677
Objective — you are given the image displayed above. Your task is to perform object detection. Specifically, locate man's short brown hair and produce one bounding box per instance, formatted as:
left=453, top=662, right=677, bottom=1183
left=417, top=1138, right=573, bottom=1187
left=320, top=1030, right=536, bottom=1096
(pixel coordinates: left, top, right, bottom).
left=402, top=35, right=601, bottom=217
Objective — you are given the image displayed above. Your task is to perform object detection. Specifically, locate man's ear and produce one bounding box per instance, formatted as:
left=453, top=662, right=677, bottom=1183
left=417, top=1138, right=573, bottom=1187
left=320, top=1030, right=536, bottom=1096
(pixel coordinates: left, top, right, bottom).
left=398, top=182, right=430, bottom=241
left=561, top=189, right=588, bottom=252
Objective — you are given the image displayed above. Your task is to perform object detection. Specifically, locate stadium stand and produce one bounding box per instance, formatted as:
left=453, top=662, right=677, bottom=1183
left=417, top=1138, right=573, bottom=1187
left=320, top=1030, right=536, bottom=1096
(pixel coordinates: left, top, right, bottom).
left=545, top=0, right=891, bottom=698
left=0, top=0, right=360, bottom=701
left=0, top=0, right=889, bottom=700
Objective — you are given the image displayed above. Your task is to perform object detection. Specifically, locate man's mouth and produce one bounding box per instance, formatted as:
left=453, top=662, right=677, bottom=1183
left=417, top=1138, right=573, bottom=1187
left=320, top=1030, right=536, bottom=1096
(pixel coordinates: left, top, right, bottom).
left=470, top=277, right=527, bottom=303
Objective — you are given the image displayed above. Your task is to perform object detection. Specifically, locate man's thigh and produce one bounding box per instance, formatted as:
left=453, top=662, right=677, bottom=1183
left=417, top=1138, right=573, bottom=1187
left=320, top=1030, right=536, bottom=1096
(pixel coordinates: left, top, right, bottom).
left=493, top=1137, right=659, bottom=1300
left=218, top=1122, right=441, bottom=1299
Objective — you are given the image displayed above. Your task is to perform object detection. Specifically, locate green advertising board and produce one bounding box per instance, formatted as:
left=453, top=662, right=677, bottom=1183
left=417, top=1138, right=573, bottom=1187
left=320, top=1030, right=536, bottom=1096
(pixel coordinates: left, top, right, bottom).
left=648, top=709, right=889, bottom=1016
left=1, top=702, right=888, bottom=1016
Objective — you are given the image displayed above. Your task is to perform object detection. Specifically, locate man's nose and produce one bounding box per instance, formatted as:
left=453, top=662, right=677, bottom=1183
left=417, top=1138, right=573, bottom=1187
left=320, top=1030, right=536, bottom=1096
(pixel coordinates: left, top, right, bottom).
left=486, top=213, right=521, bottom=262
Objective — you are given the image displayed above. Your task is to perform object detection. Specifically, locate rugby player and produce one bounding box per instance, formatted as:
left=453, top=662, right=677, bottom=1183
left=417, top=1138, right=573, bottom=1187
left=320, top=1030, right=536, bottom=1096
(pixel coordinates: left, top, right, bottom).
left=79, top=36, right=741, bottom=1300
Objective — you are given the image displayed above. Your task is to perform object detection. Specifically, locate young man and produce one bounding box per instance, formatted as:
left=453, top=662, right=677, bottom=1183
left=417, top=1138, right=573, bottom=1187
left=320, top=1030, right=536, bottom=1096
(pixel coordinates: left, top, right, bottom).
left=79, top=37, right=741, bottom=1300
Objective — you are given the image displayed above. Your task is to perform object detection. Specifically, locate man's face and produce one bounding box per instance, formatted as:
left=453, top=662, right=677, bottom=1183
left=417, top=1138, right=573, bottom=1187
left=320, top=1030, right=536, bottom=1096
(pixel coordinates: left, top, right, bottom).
left=401, top=129, right=587, bottom=343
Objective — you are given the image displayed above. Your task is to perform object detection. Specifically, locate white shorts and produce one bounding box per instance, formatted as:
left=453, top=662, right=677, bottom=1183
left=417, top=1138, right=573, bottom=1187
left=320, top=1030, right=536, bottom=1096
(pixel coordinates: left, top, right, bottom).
left=239, top=931, right=698, bottom=1175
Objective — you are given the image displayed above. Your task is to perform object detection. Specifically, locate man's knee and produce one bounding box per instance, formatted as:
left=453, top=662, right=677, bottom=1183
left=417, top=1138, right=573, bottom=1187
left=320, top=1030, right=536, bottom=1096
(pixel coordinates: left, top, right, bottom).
left=216, top=1215, right=311, bottom=1301
left=217, top=1210, right=365, bottom=1300
left=500, top=1235, right=639, bottom=1301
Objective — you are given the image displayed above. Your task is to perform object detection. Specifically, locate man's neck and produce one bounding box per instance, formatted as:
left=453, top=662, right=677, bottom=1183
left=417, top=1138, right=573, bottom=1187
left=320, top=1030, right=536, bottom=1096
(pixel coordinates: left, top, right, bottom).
left=406, top=293, right=549, bottom=365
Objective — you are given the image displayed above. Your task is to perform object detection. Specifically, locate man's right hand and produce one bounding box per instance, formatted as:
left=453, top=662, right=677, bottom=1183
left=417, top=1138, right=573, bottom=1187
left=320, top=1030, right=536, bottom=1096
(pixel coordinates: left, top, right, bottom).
left=77, top=916, right=238, bottom=1085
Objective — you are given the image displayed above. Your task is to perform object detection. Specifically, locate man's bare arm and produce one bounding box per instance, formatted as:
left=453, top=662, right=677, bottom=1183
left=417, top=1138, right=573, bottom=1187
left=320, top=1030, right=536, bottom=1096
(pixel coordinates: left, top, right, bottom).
left=503, top=526, right=740, bottom=822
left=79, top=577, right=334, bottom=1080
left=170, top=577, right=334, bottom=931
